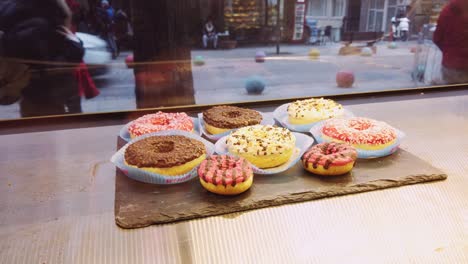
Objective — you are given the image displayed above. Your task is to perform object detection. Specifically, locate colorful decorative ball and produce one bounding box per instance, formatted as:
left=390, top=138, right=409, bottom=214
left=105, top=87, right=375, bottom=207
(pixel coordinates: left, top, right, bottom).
left=255, top=51, right=266, bottom=63
left=245, top=75, right=266, bottom=94
left=388, top=42, right=398, bottom=49
left=193, top=55, right=205, bottom=66
left=308, top=48, right=320, bottom=59
left=336, top=71, right=355, bottom=88
left=361, top=47, right=373, bottom=56
left=125, top=54, right=134, bottom=68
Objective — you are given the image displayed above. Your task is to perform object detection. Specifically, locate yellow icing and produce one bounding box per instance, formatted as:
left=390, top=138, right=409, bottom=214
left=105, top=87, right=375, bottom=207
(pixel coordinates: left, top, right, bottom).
left=126, top=154, right=206, bottom=176
left=204, top=122, right=231, bottom=135
left=304, top=162, right=354, bottom=176
left=200, top=176, right=253, bottom=195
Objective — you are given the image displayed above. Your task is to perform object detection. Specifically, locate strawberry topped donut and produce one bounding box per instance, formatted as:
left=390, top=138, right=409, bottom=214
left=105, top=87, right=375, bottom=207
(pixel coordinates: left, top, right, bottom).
left=198, top=155, right=253, bottom=195
left=302, top=142, right=357, bottom=176
left=321, top=117, right=397, bottom=150
left=128, top=112, right=194, bottom=139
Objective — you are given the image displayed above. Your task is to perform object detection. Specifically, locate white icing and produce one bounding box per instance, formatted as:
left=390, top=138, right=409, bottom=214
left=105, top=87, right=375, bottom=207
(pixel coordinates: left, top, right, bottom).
left=226, top=125, right=296, bottom=156
left=287, top=98, right=344, bottom=121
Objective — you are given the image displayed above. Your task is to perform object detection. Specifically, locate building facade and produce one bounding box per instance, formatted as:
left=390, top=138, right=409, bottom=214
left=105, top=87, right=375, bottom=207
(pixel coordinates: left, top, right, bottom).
left=355, top=0, right=447, bottom=35
left=305, top=0, right=347, bottom=41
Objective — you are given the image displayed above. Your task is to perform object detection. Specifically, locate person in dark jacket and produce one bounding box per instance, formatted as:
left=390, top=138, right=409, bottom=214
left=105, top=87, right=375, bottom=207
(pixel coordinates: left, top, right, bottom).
left=96, top=0, right=117, bottom=58
left=433, top=0, right=468, bottom=84
left=202, top=18, right=218, bottom=49
left=1, top=0, right=85, bottom=117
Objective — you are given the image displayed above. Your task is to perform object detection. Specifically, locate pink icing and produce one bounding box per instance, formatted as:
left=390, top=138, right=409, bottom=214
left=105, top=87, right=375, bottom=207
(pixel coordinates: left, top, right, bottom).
left=128, top=112, right=194, bottom=137
left=198, top=155, right=253, bottom=186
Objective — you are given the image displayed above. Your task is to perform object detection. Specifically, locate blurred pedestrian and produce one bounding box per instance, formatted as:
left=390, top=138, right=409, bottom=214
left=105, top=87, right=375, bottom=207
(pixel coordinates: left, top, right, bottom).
left=391, top=16, right=400, bottom=40
left=0, top=0, right=85, bottom=117
left=202, top=17, right=218, bottom=49
left=398, top=15, right=410, bottom=41
left=433, top=0, right=468, bottom=84
left=114, top=9, right=134, bottom=53
left=65, top=0, right=100, bottom=100
left=96, top=0, right=118, bottom=58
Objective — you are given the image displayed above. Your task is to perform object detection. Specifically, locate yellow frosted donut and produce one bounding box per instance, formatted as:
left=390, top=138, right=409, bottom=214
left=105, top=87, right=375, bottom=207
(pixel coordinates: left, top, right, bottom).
left=287, top=98, right=344, bottom=125
left=226, top=125, right=296, bottom=169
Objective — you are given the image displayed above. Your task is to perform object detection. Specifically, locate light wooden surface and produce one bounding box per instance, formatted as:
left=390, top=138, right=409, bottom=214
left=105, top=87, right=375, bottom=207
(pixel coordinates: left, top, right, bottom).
left=1, top=91, right=467, bottom=263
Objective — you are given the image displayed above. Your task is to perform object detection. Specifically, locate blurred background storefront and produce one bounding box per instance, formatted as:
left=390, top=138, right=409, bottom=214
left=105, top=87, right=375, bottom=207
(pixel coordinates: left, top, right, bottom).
left=350, top=0, right=446, bottom=38
left=305, top=0, right=346, bottom=41
left=73, top=0, right=447, bottom=44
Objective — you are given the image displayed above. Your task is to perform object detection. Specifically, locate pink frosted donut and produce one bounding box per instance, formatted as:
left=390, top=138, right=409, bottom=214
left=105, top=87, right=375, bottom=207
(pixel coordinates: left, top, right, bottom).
left=321, top=117, right=397, bottom=150
left=198, top=155, right=253, bottom=195
left=128, top=112, right=194, bottom=139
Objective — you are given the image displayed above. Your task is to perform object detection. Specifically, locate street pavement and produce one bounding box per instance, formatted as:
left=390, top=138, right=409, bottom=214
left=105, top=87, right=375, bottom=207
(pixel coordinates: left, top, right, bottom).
left=1, top=41, right=420, bottom=120
left=192, top=41, right=417, bottom=104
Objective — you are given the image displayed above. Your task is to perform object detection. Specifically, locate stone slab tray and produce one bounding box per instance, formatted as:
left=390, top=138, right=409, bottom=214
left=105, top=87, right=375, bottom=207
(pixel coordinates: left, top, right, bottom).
left=114, top=137, right=447, bottom=229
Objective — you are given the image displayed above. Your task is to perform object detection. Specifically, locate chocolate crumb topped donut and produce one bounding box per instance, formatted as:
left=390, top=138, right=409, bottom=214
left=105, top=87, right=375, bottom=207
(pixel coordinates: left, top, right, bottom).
left=125, top=135, right=206, bottom=176
left=203, top=106, right=263, bottom=134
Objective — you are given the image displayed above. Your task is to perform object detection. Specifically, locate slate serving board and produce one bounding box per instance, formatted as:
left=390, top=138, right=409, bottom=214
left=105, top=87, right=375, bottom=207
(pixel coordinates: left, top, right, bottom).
left=114, top=137, right=447, bottom=229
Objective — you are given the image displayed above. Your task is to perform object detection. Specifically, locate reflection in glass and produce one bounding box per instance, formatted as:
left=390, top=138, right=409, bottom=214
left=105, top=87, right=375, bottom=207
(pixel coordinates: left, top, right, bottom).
left=332, top=0, right=345, bottom=17
left=0, top=0, right=466, bottom=120
left=307, top=0, right=327, bottom=17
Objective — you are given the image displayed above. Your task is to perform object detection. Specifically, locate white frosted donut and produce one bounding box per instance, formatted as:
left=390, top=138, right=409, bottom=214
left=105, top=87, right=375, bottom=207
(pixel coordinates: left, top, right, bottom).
left=226, top=125, right=296, bottom=168
left=287, top=98, right=344, bottom=124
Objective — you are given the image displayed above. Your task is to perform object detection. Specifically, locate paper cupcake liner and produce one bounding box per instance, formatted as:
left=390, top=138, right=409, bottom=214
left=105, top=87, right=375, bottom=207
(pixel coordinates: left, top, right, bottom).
left=199, top=112, right=275, bottom=141
left=273, top=103, right=354, bottom=133
left=309, top=120, right=406, bottom=159
left=111, top=130, right=215, bottom=184
left=119, top=117, right=201, bottom=142
left=214, top=132, right=314, bottom=175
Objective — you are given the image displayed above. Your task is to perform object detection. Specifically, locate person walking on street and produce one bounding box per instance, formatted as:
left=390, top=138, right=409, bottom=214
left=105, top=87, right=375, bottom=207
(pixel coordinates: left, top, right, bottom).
left=398, top=15, right=410, bottom=41
left=66, top=0, right=100, bottom=100
left=434, top=0, right=468, bottom=84
left=391, top=16, right=400, bottom=40
left=97, top=0, right=118, bottom=58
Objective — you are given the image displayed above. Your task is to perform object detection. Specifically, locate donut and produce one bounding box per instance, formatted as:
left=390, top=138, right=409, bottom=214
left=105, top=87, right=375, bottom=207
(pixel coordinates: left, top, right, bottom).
left=128, top=112, right=194, bottom=139
left=287, top=98, right=344, bottom=124
left=203, top=106, right=262, bottom=134
left=124, top=135, right=206, bottom=176
left=198, top=155, right=253, bottom=195
left=302, top=143, right=357, bottom=176
left=321, top=117, right=397, bottom=150
left=226, top=125, right=296, bottom=169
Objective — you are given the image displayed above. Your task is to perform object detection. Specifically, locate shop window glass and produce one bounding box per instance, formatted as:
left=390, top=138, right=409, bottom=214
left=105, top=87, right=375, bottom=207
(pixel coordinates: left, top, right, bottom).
left=307, top=0, right=327, bottom=17
left=376, top=0, right=385, bottom=9
left=332, top=0, right=345, bottom=17
left=0, top=0, right=466, bottom=120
